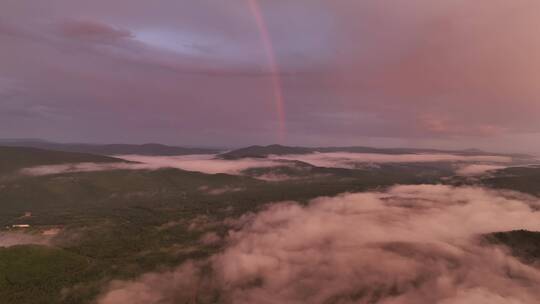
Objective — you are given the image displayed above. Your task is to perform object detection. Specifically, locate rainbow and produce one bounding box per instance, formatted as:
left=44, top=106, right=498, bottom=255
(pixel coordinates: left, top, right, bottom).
left=248, top=0, right=286, bottom=142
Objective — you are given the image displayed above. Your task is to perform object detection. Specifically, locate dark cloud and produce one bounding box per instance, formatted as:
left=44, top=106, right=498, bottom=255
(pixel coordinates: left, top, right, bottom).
left=58, top=20, right=133, bottom=42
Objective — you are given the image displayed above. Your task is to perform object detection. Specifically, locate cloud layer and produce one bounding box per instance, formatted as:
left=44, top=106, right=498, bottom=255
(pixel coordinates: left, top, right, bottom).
left=19, top=152, right=519, bottom=177
left=455, top=164, right=507, bottom=176
left=18, top=154, right=284, bottom=176
left=98, top=185, right=540, bottom=304
left=269, top=152, right=513, bottom=169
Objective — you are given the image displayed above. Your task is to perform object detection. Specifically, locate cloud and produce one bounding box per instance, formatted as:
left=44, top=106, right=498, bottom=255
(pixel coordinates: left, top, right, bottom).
left=198, top=185, right=245, bottom=195
left=19, top=152, right=521, bottom=178
left=19, top=162, right=148, bottom=176
left=116, top=154, right=283, bottom=174
left=199, top=232, right=221, bottom=245
left=455, top=164, right=507, bottom=176
left=269, top=152, right=513, bottom=169
left=97, top=185, right=540, bottom=304
left=0, top=231, right=51, bottom=247
left=254, top=173, right=303, bottom=182
left=58, top=20, right=133, bottom=42
left=19, top=154, right=287, bottom=176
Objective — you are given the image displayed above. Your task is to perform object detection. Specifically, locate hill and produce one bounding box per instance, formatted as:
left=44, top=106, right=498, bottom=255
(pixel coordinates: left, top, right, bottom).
left=479, top=166, right=540, bottom=196
left=0, top=146, right=125, bottom=174
left=0, top=139, right=221, bottom=156
left=484, top=230, right=540, bottom=264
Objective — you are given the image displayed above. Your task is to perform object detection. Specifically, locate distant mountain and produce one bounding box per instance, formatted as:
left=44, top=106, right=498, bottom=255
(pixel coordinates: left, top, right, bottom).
left=0, top=140, right=222, bottom=156
left=219, top=145, right=313, bottom=159
left=218, top=144, right=528, bottom=160
left=0, top=146, right=126, bottom=174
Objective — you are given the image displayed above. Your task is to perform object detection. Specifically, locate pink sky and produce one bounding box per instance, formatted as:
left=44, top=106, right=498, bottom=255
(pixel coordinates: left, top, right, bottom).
left=2, top=0, right=540, bottom=152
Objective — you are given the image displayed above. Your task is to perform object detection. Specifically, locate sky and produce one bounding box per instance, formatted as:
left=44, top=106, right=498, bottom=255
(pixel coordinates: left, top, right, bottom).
left=1, top=0, right=540, bottom=152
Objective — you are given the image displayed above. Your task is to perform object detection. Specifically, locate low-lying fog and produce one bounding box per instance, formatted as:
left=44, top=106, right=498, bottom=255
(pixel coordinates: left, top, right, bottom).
left=19, top=152, right=532, bottom=178
left=0, top=231, right=52, bottom=247
left=19, top=154, right=280, bottom=176
left=98, top=185, right=540, bottom=304
left=267, top=152, right=512, bottom=168
left=10, top=152, right=540, bottom=303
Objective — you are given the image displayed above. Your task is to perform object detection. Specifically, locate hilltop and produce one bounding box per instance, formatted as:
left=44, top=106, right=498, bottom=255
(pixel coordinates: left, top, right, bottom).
left=0, top=146, right=126, bottom=174
left=0, top=139, right=221, bottom=156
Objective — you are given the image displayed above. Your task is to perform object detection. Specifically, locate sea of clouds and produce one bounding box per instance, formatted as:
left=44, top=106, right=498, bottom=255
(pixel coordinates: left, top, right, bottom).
left=98, top=185, right=540, bottom=304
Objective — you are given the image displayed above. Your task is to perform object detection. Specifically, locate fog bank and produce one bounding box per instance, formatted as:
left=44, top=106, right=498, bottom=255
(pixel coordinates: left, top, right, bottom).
left=98, top=185, right=540, bottom=304
left=269, top=152, right=513, bottom=169
left=19, top=152, right=519, bottom=178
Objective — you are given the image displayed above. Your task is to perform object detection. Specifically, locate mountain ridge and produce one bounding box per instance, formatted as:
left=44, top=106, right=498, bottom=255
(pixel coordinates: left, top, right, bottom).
left=218, top=144, right=531, bottom=160
left=0, top=139, right=222, bottom=156
left=0, top=146, right=127, bottom=174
